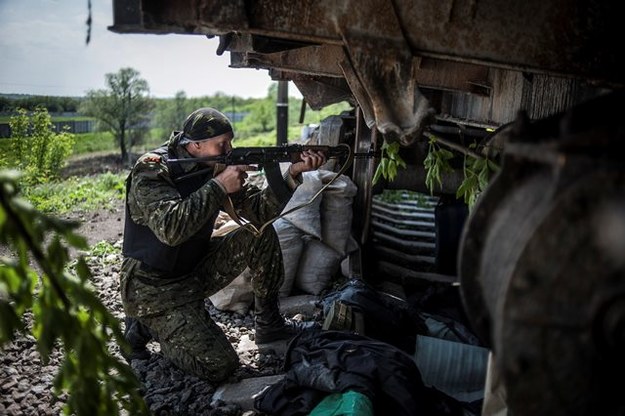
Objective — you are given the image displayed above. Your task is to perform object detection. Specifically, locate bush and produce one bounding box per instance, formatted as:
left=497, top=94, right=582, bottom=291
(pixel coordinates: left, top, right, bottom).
left=9, top=107, right=75, bottom=185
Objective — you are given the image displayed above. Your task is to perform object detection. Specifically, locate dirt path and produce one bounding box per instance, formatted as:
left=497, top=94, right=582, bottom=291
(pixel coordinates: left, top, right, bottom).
left=60, top=152, right=132, bottom=248
left=75, top=200, right=125, bottom=247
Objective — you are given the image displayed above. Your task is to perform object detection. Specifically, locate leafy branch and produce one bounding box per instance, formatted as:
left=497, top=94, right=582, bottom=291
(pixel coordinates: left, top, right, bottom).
left=456, top=152, right=500, bottom=208
left=372, top=141, right=407, bottom=184
left=423, top=132, right=500, bottom=209
left=423, top=136, right=455, bottom=194
left=0, top=170, right=148, bottom=416
left=370, top=127, right=501, bottom=209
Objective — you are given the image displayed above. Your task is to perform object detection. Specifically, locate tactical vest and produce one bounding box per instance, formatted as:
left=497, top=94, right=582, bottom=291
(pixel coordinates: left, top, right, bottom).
left=122, top=145, right=217, bottom=277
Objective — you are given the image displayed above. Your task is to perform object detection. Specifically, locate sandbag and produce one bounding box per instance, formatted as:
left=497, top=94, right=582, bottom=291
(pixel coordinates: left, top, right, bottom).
left=319, top=173, right=357, bottom=256
left=281, top=171, right=323, bottom=239
left=295, top=237, right=342, bottom=296
left=274, top=218, right=305, bottom=298
left=208, top=268, right=253, bottom=315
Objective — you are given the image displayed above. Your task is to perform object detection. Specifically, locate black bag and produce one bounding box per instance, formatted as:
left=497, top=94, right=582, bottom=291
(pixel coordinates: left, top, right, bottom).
left=318, top=279, right=426, bottom=353
left=255, top=330, right=464, bottom=416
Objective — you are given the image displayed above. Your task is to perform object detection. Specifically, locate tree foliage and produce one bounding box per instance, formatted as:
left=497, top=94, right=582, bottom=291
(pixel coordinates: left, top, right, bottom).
left=80, top=68, right=154, bottom=163
left=8, top=107, right=75, bottom=185
left=237, top=98, right=275, bottom=135
left=154, top=90, right=191, bottom=137
left=0, top=170, right=148, bottom=416
left=0, top=95, right=82, bottom=113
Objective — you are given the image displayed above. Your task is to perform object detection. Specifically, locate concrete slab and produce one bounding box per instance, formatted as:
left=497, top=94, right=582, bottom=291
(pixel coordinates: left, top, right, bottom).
left=213, top=374, right=285, bottom=411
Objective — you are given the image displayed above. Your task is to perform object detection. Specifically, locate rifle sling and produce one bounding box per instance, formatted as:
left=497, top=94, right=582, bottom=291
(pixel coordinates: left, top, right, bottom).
left=264, top=161, right=292, bottom=206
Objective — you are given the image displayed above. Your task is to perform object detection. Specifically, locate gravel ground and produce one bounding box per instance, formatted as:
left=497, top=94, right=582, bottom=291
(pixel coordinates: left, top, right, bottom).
left=0, top=239, right=286, bottom=416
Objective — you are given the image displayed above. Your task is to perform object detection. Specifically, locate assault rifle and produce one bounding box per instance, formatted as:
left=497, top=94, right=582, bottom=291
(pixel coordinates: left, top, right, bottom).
left=168, top=143, right=372, bottom=202
left=169, top=144, right=353, bottom=167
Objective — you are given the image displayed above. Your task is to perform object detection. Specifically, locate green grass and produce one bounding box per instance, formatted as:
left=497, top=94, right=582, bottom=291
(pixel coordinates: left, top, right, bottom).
left=89, top=240, right=120, bottom=257
left=72, top=132, right=116, bottom=154
left=22, top=171, right=126, bottom=214
left=0, top=139, right=11, bottom=166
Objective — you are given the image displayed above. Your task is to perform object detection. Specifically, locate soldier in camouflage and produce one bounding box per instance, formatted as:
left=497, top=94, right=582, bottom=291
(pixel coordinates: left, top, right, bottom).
left=120, top=107, right=326, bottom=383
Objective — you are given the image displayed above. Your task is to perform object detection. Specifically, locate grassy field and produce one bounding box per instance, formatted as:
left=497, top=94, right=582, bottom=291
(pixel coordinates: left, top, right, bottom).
left=23, top=171, right=127, bottom=214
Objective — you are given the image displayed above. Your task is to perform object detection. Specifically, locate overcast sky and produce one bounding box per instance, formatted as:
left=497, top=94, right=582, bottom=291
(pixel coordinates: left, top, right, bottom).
left=0, top=0, right=281, bottom=98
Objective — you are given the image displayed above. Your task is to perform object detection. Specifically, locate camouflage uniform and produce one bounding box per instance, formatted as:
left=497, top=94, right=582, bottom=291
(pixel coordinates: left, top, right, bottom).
left=120, top=130, right=296, bottom=382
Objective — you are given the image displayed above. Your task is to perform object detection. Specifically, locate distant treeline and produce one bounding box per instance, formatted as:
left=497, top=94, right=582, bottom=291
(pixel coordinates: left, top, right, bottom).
left=0, top=93, right=263, bottom=115
left=0, top=94, right=83, bottom=113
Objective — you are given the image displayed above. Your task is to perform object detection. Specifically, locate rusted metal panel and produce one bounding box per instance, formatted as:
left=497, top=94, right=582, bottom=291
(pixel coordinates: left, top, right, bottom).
left=415, top=59, right=491, bottom=94
left=109, top=0, right=622, bottom=140
left=244, top=0, right=342, bottom=44
left=111, top=0, right=624, bottom=84
left=111, top=0, right=249, bottom=34
left=229, top=37, right=346, bottom=78
left=397, top=0, right=623, bottom=85
left=290, top=76, right=354, bottom=110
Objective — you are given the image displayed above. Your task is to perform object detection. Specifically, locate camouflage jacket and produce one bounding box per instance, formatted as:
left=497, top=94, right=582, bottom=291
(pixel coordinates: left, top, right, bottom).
left=120, top=132, right=297, bottom=315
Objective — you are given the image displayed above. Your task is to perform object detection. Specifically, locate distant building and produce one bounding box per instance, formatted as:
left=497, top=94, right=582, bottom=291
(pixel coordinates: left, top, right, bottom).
left=0, top=114, right=95, bottom=138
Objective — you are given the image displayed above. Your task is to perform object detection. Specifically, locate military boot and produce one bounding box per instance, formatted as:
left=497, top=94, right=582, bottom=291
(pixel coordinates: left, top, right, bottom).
left=254, top=296, right=320, bottom=344
left=122, top=316, right=152, bottom=362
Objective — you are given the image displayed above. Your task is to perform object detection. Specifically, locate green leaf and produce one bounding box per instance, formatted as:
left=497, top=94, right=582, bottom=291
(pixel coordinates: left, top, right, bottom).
left=0, top=300, right=24, bottom=342
left=1, top=169, right=148, bottom=416
left=372, top=164, right=383, bottom=185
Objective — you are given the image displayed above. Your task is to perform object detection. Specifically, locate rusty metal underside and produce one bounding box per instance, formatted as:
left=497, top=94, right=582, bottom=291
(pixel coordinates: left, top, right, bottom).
left=110, top=0, right=622, bottom=142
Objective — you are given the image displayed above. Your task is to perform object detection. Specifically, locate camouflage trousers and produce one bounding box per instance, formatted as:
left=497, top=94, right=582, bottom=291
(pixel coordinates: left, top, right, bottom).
left=120, top=225, right=284, bottom=383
